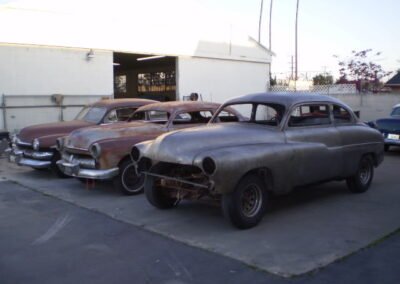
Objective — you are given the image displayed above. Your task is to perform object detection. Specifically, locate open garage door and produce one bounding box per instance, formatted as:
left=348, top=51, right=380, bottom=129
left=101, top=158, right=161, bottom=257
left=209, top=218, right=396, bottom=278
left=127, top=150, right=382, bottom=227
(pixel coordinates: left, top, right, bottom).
left=113, top=53, right=177, bottom=101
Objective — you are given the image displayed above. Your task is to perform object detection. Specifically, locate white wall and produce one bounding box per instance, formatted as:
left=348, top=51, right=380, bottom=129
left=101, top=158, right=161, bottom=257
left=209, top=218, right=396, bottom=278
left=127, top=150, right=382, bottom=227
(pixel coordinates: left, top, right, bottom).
left=177, top=57, right=269, bottom=103
left=0, top=44, right=113, bottom=132
left=0, top=44, right=113, bottom=95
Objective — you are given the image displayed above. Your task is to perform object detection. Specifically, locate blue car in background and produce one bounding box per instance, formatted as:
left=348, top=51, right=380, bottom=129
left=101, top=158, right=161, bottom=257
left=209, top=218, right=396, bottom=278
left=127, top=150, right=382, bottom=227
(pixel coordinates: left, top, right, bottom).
left=375, top=104, right=400, bottom=152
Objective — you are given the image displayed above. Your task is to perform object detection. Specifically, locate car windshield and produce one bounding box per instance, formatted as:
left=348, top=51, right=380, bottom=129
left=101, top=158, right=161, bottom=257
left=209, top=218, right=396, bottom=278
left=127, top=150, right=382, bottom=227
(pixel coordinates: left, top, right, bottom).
left=376, top=119, right=400, bottom=131
left=213, top=103, right=285, bottom=127
left=75, top=106, right=108, bottom=123
left=130, top=110, right=170, bottom=124
left=391, top=107, right=400, bottom=116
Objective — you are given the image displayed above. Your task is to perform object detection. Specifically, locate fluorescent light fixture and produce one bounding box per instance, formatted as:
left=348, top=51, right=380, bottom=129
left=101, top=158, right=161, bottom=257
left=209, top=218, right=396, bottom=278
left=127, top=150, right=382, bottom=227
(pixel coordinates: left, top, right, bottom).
left=113, top=63, right=121, bottom=66
left=137, top=55, right=166, bottom=61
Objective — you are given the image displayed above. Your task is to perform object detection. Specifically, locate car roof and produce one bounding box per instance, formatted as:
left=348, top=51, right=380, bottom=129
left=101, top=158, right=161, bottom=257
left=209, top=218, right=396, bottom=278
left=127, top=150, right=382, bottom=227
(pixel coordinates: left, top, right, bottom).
left=393, top=103, right=400, bottom=109
left=135, top=101, right=221, bottom=113
left=225, top=92, right=349, bottom=109
left=91, top=98, right=158, bottom=109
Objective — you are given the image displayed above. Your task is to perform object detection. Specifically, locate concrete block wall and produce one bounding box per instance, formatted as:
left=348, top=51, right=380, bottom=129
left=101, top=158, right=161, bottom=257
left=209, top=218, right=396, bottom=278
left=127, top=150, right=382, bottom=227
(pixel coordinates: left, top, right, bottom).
left=330, top=93, right=400, bottom=121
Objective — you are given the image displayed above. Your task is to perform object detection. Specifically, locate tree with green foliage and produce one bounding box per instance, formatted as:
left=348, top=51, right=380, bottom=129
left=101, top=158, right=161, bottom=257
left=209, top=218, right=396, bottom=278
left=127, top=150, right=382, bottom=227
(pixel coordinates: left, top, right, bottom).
left=312, top=74, right=333, bottom=85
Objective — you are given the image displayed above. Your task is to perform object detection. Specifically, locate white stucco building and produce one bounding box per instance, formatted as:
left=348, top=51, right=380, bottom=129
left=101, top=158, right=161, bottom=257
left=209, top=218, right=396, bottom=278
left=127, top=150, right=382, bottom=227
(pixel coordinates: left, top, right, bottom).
left=0, top=0, right=273, bottom=131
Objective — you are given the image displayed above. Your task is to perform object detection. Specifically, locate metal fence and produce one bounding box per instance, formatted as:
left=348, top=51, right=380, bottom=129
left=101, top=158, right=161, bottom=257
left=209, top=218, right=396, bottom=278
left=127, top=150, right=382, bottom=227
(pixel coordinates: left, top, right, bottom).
left=269, top=83, right=357, bottom=94
left=1, top=94, right=112, bottom=132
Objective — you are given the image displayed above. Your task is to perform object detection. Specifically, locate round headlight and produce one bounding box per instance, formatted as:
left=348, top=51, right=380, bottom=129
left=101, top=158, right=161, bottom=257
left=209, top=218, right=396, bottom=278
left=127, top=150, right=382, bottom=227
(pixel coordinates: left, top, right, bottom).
left=89, top=143, right=102, bottom=159
left=33, top=139, right=40, bottom=151
left=202, top=157, right=216, bottom=176
left=131, top=146, right=140, bottom=162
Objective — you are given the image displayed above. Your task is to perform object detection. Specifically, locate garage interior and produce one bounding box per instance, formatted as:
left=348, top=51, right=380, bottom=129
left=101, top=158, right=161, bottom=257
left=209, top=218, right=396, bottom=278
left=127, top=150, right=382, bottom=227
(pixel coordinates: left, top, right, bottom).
left=113, top=52, right=177, bottom=101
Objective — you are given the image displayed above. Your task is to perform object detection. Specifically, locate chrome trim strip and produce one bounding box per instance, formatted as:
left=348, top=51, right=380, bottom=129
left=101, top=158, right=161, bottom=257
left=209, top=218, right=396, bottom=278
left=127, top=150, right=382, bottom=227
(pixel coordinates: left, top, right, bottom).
left=57, top=161, right=119, bottom=180
left=65, top=146, right=89, bottom=152
left=16, top=140, right=32, bottom=147
left=24, top=150, right=54, bottom=160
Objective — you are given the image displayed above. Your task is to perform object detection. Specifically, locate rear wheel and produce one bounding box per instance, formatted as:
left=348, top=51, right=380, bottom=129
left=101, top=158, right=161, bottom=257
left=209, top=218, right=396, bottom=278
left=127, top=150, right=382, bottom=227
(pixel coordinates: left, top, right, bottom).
left=114, top=159, right=145, bottom=195
left=384, top=145, right=390, bottom=152
left=145, top=175, right=177, bottom=209
left=222, top=174, right=267, bottom=229
left=346, top=155, right=374, bottom=193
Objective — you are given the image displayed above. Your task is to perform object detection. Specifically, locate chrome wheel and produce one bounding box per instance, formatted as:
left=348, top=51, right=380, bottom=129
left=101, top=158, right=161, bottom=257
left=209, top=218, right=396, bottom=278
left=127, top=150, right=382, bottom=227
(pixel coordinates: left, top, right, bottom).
left=241, top=183, right=263, bottom=218
left=359, top=159, right=372, bottom=185
left=121, top=163, right=145, bottom=193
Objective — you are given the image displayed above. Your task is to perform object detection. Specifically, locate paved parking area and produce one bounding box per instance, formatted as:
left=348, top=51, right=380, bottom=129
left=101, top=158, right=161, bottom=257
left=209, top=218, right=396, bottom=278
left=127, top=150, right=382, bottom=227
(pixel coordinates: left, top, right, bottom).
left=1, top=151, right=400, bottom=277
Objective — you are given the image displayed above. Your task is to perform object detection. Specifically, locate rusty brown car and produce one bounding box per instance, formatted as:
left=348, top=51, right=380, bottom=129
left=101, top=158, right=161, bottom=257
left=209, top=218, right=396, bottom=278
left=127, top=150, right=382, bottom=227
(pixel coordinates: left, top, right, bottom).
left=8, top=98, right=157, bottom=177
left=132, top=92, right=384, bottom=229
left=56, top=101, right=236, bottom=195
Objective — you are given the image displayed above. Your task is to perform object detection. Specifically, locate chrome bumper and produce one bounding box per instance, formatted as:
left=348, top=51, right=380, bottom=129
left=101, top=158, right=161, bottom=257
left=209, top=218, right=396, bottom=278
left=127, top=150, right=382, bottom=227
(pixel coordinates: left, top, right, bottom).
left=384, top=138, right=400, bottom=146
left=9, top=149, right=52, bottom=169
left=57, top=160, right=119, bottom=180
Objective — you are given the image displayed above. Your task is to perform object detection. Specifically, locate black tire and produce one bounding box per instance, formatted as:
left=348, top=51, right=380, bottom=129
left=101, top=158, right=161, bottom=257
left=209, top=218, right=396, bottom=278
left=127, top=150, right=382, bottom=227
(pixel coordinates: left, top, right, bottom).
left=346, top=155, right=374, bottom=193
left=32, top=167, right=48, bottom=172
left=222, top=174, right=267, bottom=229
left=144, top=175, right=177, bottom=209
left=113, top=159, right=145, bottom=195
left=384, top=145, right=390, bottom=152
left=50, top=151, right=71, bottom=178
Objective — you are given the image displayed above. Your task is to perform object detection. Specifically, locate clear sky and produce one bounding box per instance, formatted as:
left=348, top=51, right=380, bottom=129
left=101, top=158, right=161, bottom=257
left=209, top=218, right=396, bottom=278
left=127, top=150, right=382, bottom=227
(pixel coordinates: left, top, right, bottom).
left=1, top=0, right=399, bottom=80
left=197, top=0, right=400, bottom=80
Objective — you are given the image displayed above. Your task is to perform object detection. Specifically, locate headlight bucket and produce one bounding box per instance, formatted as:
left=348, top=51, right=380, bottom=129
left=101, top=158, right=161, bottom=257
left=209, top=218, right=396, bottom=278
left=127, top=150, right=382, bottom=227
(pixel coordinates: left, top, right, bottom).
left=33, top=139, right=40, bottom=151
left=131, top=146, right=140, bottom=162
left=202, top=157, right=216, bottom=176
left=89, top=143, right=102, bottom=159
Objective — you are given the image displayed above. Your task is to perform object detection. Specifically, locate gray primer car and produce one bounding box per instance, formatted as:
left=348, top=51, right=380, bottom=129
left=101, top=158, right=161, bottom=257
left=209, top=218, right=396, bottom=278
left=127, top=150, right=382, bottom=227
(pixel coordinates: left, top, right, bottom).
left=132, top=93, right=384, bottom=229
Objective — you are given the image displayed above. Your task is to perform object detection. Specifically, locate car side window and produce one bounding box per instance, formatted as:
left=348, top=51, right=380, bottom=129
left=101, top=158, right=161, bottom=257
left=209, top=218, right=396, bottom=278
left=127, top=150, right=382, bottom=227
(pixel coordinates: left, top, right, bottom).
left=216, top=111, right=240, bottom=122
left=288, top=104, right=331, bottom=127
left=103, top=110, right=118, bottom=123
left=172, top=111, right=213, bottom=125
left=116, top=108, right=137, bottom=121
left=333, top=105, right=352, bottom=124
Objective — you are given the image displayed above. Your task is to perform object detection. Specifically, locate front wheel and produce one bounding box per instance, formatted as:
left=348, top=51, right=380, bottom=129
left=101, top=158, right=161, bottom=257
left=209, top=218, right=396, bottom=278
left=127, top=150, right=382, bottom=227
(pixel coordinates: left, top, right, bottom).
left=384, top=145, right=390, bottom=152
left=144, top=175, right=177, bottom=209
left=346, top=155, right=374, bottom=193
left=222, top=174, right=267, bottom=229
left=113, top=159, right=145, bottom=195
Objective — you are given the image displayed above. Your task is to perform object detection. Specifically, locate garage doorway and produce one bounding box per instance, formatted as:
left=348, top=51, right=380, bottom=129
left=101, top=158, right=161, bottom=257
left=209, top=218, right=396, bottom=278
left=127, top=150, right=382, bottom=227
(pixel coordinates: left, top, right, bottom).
left=113, top=52, right=177, bottom=101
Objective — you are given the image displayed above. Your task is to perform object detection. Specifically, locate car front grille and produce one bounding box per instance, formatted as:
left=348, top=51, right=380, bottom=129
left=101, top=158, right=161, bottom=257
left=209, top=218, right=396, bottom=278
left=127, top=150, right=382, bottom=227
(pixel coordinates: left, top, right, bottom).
left=62, top=150, right=96, bottom=169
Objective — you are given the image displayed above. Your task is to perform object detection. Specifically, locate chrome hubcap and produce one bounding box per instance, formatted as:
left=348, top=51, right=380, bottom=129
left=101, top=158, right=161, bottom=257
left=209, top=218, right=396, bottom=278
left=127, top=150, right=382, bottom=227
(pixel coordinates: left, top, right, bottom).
left=359, top=159, right=372, bottom=185
left=122, top=164, right=144, bottom=192
left=241, top=183, right=262, bottom=218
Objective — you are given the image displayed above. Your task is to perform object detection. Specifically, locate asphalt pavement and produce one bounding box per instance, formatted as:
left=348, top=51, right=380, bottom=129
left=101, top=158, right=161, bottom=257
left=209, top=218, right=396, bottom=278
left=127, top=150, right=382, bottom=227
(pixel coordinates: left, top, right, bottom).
left=1, top=180, right=400, bottom=284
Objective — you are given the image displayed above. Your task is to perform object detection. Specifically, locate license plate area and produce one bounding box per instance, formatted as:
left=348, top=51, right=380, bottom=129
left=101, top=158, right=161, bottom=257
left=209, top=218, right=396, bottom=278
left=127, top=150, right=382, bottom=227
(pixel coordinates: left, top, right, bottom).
left=388, top=133, right=400, bottom=140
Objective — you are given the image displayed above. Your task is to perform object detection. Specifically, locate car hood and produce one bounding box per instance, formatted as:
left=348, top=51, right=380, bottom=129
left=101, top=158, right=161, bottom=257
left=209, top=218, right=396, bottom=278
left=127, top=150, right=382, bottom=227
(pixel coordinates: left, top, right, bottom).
left=141, top=122, right=284, bottom=165
left=65, top=121, right=166, bottom=150
left=376, top=117, right=400, bottom=134
left=18, top=120, right=92, bottom=144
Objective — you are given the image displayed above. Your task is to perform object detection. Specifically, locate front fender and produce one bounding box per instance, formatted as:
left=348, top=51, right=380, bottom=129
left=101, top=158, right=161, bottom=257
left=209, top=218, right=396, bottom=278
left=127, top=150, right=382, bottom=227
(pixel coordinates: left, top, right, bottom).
left=95, top=136, right=155, bottom=169
left=193, top=143, right=296, bottom=195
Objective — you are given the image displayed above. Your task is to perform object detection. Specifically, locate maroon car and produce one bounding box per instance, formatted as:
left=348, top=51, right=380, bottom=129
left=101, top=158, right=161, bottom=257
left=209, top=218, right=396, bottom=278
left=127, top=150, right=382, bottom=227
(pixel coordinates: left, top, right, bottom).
left=56, top=101, right=236, bottom=195
left=9, top=98, right=157, bottom=177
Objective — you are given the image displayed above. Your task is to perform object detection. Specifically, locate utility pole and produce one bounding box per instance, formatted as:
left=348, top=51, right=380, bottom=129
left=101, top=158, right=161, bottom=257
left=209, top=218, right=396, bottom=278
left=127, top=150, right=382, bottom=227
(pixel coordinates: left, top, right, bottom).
left=269, top=0, right=273, bottom=50
left=258, top=0, right=264, bottom=43
left=295, top=0, right=300, bottom=80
